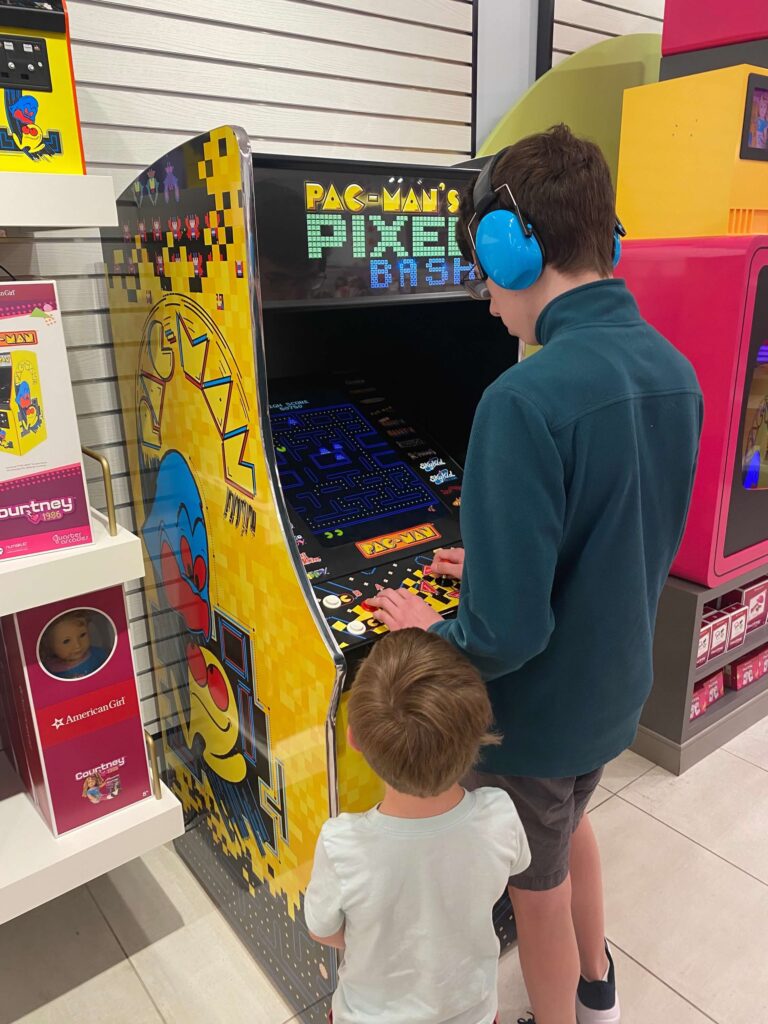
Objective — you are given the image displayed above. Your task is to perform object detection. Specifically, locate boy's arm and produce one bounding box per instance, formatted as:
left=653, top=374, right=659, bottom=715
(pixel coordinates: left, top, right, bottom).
left=304, top=828, right=346, bottom=949
left=431, top=385, right=565, bottom=680
left=308, top=924, right=346, bottom=950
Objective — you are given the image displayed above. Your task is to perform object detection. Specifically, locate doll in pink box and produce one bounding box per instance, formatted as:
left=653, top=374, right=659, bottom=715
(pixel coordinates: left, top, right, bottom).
left=40, top=611, right=109, bottom=680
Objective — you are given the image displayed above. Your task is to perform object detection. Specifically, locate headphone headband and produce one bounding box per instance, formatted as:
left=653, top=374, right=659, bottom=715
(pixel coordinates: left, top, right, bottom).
left=472, top=148, right=509, bottom=219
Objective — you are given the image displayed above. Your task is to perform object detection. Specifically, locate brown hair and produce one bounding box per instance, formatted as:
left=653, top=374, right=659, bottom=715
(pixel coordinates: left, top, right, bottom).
left=458, top=124, right=617, bottom=278
left=348, top=629, right=500, bottom=797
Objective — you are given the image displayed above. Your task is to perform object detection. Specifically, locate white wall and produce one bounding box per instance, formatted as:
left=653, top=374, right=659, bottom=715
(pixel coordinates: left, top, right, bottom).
left=475, top=0, right=538, bottom=149
left=552, top=0, right=663, bottom=65
left=0, top=0, right=475, bottom=733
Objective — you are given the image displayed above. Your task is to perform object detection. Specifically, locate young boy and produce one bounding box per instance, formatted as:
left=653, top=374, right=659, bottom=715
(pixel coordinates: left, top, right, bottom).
left=305, top=628, right=530, bottom=1024
left=369, top=126, right=703, bottom=1024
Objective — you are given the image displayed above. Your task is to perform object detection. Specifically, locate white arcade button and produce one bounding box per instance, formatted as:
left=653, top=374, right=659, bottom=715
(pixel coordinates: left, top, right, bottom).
left=347, top=620, right=366, bottom=635
left=322, top=594, right=342, bottom=609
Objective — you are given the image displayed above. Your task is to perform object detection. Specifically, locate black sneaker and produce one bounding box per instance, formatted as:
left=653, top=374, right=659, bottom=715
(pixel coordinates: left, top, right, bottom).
left=517, top=1015, right=535, bottom=1024
left=576, top=944, right=620, bottom=1023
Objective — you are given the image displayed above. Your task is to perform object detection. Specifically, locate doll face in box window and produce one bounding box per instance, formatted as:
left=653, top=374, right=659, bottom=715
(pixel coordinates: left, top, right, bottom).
left=47, top=616, right=91, bottom=665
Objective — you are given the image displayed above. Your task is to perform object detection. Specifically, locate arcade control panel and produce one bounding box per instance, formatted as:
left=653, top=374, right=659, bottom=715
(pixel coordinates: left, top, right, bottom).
left=269, top=374, right=464, bottom=650
left=313, top=551, right=462, bottom=651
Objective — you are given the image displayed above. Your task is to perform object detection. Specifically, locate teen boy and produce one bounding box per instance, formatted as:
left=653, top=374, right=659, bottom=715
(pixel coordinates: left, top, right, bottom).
left=305, top=629, right=530, bottom=1024
left=369, top=126, right=703, bottom=1024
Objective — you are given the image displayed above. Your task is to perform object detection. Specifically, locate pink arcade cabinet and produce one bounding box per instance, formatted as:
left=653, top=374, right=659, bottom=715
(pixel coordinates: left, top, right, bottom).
left=619, top=238, right=768, bottom=586
left=663, top=1, right=768, bottom=57
left=618, top=2, right=768, bottom=586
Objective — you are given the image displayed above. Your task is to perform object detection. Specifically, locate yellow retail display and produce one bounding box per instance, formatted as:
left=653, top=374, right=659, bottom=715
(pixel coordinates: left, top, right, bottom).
left=617, top=64, right=768, bottom=238
left=0, top=1, right=84, bottom=174
left=0, top=350, right=45, bottom=455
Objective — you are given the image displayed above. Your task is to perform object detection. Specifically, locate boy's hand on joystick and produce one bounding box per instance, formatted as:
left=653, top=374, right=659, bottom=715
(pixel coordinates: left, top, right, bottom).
left=367, top=589, right=442, bottom=632
left=427, top=547, right=465, bottom=581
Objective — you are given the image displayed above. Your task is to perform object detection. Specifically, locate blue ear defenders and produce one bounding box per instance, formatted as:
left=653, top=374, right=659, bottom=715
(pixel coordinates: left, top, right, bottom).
left=470, top=148, right=626, bottom=292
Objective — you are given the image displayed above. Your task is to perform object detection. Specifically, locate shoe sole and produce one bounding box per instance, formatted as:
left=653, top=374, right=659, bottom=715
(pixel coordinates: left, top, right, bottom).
left=576, top=993, right=621, bottom=1024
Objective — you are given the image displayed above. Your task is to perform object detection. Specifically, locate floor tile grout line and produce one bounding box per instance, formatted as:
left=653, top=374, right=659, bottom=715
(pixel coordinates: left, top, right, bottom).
left=609, top=763, right=656, bottom=797
left=615, top=792, right=768, bottom=890
left=608, top=939, right=722, bottom=1024
left=84, top=884, right=170, bottom=1023
left=722, top=746, right=768, bottom=775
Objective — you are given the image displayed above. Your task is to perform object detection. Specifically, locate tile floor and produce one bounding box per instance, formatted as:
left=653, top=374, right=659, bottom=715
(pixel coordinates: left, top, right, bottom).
left=4, top=724, right=768, bottom=1024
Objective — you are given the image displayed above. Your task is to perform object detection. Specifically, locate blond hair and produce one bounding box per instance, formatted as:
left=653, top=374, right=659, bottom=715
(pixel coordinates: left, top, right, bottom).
left=348, top=628, right=500, bottom=797
left=40, top=611, right=90, bottom=662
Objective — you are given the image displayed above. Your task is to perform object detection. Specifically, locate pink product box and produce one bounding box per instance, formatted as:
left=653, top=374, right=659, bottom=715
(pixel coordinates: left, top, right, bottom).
left=0, top=585, right=151, bottom=836
left=702, top=609, right=730, bottom=660
left=725, top=645, right=768, bottom=691
left=0, top=281, right=93, bottom=561
left=722, top=603, right=748, bottom=652
left=704, top=671, right=725, bottom=707
left=690, top=684, right=708, bottom=721
left=696, top=620, right=712, bottom=668
left=690, top=670, right=726, bottom=721
left=720, top=579, right=768, bottom=634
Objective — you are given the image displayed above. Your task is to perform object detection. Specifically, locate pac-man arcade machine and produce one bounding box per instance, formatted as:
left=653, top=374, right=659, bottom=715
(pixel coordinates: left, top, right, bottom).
left=0, top=1, right=84, bottom=173
left=102, top=127, right=512, bottom=1021
left=617, top=4, right=768, bottom=586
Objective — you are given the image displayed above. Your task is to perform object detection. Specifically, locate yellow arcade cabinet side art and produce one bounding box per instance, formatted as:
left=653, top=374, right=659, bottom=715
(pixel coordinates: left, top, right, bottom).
left=0, top=349, right=45, bottom=454
left=0, top=1, right=84, bottom=173
left=101, top=127, right=342, bottom=1020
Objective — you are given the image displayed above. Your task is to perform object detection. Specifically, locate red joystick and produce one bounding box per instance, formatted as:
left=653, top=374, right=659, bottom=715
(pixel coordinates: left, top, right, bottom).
left=361, top=600, right=376, bottom=612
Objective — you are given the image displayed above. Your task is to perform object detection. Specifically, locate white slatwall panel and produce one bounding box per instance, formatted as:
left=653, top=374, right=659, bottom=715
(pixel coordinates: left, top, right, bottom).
left=1, top=0, right=474, bottom=731
left=552, top=0, right=663, bottom=65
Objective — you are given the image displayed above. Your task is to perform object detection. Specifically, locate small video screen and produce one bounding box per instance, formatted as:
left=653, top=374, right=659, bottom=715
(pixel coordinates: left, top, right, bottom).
left=747, top=87, right=768, bottom=152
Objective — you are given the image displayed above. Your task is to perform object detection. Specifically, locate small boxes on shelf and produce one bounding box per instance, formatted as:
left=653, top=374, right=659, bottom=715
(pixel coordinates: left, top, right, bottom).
left=720, top=579, right=768, bottom=634
left=702, top=608, right=730, bottom=660
left=697, top=619, right=712, bottom=667
left=698, top=599, right=748, bottom=666
left=690, top=684, right=708, bottom=720
left=0, top=282, right=92, bottom=560
left=690, top=670, right=725, bottom=721
left=725, top=644, right=768, bottom=691
left=723, top=603, right=748, bottom=652
left=0, top=585, right=151, bottom=836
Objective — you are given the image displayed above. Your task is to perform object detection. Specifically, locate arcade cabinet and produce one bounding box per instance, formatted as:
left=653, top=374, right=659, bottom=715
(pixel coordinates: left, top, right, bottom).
left=101, top=127, right=512, bottom=1022
left=0, top=1, right=84, bottom=173
left=617, top=5, right=768, bottom=586
left=661, top=1, right=768, bottom=79
left=0, top=349, right=45, bottom=454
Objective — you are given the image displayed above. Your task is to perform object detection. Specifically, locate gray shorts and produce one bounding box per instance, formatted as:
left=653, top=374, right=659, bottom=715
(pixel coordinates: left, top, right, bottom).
left=464, top=767, right=604, bottom=891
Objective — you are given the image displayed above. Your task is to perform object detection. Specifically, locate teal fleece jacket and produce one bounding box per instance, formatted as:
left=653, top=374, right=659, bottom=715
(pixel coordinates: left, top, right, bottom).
left=432, top=279, right=703, bottom=778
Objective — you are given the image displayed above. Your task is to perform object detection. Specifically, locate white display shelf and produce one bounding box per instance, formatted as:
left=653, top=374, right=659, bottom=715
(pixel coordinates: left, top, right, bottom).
left=0, top=172, right=117, bottom=229
left=0, top=753, right=183, bottom=925
left=0, top=510, right=144, bottom=617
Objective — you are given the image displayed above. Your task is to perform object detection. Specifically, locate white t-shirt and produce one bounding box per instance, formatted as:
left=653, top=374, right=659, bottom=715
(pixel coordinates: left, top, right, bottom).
left=304, top=787, right=530, bottom=1024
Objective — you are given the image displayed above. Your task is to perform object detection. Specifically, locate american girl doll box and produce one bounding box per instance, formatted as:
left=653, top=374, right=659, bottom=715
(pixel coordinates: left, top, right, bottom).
left=0, top=586, right=152, bottom=836
left=0, top=281, right=92, bottom=560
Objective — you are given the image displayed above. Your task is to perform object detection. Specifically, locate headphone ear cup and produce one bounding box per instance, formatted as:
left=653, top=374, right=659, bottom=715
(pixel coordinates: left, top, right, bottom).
left=612, top=229, right=622, bottom=269
left=475, top=209, right=544, bottom=291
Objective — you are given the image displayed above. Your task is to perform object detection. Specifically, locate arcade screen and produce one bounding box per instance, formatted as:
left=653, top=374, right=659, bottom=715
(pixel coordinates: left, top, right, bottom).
left=726, top=263, right=768, bottom=554
left=742, top=353, right=768, bottom=491
left=742, top=76, right=768, bottom=160
left=252, top=157, right=478, bottom=305
left=0, top=365, right=10, bottom=407
left=270, top=397, right=450, bottom=548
